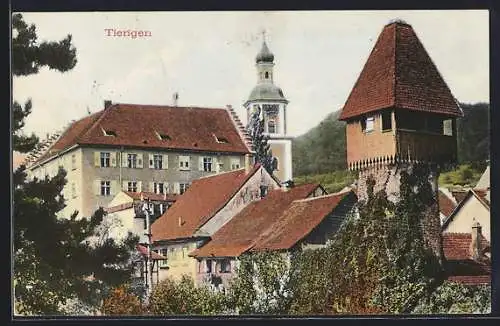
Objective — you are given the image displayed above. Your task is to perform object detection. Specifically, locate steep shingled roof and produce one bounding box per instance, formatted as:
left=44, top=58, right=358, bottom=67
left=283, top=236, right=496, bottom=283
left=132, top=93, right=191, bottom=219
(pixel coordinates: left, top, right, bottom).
left=339, top=20, right=462, bottom=121
left=189, top=183, right=322, bottom=258
left=151, top=165, right=262, bottom=242
left=251, top=190, right=355, bottom=251
left=30, top=104, right=251, bottom=166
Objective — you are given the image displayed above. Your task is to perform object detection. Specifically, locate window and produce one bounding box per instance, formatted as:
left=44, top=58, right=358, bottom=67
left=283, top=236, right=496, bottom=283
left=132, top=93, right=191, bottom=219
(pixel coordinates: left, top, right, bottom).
left=203, top=157, right=213, bottom=172
left=365, top=117, right=375, bottom=132
left=153, top=182, right=165, bottom=194
left=260, top=185, right=268, bottom=198
left=100, top=181, right=111, bottom=196
left=443, top=119, right=453, bottom=136
left=179, top=183, right=189, bottom=195
left=158, top=249, right=168, bottom=267
left=103, top=129, right=117, bottom=137
left=179, top=156, right=190, bottom=170
left=217, top=162, right=224, bottom=173
left=214, top=135, right=229, bottom=144
left=71, top=154, right=76, bottom=170
left=100, top=152, right=110, bottom=167
left=268, top=120, right=276, bottom=133
left=265, top=71, right=269, bottom=79
left=156, top=131, right=171, bottom=141
left=127, top=153, right=137, bottom=168
left=219, top=259, right=231, bottom=273
left=127, top=181, right=137, bottom=192
left=206, top=260, right=213, bottom=273
left=231, top=158, right=240, bottom=170
left=381, top=111, right=392, bottom=131
left=153, top=154, right=163, bottom=169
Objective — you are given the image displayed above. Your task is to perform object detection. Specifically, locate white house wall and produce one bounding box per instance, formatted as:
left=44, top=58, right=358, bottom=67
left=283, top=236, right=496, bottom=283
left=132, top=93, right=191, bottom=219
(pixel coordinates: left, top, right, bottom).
left=444, top=196, right=490, bottom=241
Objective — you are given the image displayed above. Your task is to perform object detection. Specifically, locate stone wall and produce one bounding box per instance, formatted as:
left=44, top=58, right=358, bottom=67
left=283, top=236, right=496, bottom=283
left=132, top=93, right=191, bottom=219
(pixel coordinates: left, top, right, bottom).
left=357, top=163, right=444, bottom=265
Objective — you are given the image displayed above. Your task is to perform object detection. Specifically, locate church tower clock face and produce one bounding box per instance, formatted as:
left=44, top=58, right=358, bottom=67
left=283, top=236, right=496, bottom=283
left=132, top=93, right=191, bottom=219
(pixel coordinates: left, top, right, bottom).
left=244, top=33, right=293, bottom=183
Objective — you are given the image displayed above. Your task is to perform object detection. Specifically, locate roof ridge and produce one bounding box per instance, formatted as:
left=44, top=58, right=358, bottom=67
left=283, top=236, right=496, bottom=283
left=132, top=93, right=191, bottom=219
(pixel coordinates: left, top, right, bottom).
left=293, top=190, right=349, bottom=203
left=225, top=106, right=254, bottom=152
left=195, top=167, right=247, bottom=180
left=115, top=102, right=228, bottom=111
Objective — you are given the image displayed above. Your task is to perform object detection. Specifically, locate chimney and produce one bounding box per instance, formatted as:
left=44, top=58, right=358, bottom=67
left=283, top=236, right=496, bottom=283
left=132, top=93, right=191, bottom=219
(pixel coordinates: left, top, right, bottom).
left=470, top=221, right=482, bottom=260
left=104, top=100, right=112, bottom=109
left=244, top=154, right=252, bottom=173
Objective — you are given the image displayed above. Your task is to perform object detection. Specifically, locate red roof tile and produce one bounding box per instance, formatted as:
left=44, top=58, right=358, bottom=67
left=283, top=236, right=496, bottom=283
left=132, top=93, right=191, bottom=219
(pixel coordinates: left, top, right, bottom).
left=442, top=233, right=491, bottom=285
left=31, top=104, right=250, bottom=166
left=189, top=183, right=321, bottom=258
left=447, top=275, right=490, bottom=285
left=136, top=244, right=166, bottom=260
left=124, top=191, right=178, bottom=202
left=339, top=21, right=462, bottom=121
left=442, top=233, right=490, bottom=261
left=151, top=165, right=262, bottom=242
left=252, top=191, right=354, bottom=251
left=438, top=190, right=456, bottom=218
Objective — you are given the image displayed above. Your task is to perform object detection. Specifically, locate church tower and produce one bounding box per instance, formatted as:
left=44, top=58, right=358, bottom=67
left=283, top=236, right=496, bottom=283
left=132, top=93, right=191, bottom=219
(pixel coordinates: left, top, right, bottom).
left=244, top=36, right=293, bottom=182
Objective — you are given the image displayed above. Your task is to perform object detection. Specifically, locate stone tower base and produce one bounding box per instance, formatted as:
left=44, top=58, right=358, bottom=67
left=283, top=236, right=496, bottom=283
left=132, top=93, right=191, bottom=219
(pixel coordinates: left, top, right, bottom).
left=356, top=163, right=444, bottom=265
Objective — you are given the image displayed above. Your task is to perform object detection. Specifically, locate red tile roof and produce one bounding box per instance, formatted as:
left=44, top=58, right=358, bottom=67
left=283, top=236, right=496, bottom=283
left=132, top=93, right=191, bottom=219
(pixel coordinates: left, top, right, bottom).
left=136, top=244, right=166, bottom=260
left=31, top=103, right=250, bottom=166
left=189, top=183, right=321, bottom=258
left=438, top=190, right=456, bottom=218
left=339, top=21, right=462, bottom=121
left=442, top=233, right=491, bottom=285
left=251, top=191, right=354, bottom=251
left=105, top=202, right=134, bottom=214
left=442, top=233, right=490, bottom=261
left=124, top=191, right=178, bottom=202
left=151, top=165, right=262, bottom=242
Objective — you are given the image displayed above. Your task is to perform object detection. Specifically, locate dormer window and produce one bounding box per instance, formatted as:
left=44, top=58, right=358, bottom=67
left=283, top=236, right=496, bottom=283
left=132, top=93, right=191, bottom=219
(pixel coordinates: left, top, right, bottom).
left=156, top=131, right=171, bottom=141
left=214, top=134, right=229, bottom=144
left=102, top=128, right=117, bottom=137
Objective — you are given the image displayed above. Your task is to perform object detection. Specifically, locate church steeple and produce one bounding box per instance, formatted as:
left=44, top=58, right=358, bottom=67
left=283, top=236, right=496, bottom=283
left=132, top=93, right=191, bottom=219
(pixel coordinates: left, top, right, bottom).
left=254, top=32, right=276, bottom=84
left=243, top=32, right=293, bottom=183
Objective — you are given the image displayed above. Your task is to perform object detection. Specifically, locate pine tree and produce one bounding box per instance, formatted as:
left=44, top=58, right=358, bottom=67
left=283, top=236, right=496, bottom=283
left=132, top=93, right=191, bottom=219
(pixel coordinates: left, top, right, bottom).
left=12, top=14, right=138, bottom=315
left=247, top=105, right=277, bottom=175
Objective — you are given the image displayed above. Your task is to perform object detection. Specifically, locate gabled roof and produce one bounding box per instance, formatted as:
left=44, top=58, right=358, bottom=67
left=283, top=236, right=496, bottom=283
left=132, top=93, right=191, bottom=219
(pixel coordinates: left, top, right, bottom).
left=151, top=165, right=262, bottom=242
left=251, top=190, right=355, bottom=251
left=29, top=103, right=251, bottom=166
left=442, top=189, right=490, bottom=229
left=442, top=233, right=490, bottom=285
left=339, top=20, right=462, bottom=121
left=189, top=183, right=322, bottom=258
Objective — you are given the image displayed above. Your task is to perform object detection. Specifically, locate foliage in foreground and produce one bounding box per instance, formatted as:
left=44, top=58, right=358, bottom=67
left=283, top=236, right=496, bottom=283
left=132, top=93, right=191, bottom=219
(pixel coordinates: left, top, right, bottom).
left=102, top=285, right=144, bottom=315
left=148, top=275, right=227, bottom=315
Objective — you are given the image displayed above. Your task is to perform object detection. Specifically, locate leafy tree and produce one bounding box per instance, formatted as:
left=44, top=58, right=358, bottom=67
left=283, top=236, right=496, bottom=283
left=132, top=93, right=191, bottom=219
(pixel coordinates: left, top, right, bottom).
left=12, top=14, right=138, bottom=315
left=148, top=275, right=227, bottom=315
left=102, top=285, right=145, bottom=315
left=13, top=166, right=139, bottom=315
left=227, top=251, right=292, bottom=314
left=12, top=13, right=77, bottom=154
left=247, top=106, right=277, bottom=175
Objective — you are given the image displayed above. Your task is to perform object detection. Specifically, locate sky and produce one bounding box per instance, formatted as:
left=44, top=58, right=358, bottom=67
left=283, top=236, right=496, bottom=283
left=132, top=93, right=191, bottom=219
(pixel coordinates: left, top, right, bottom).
left=12, top=10, right=489, bottom=140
